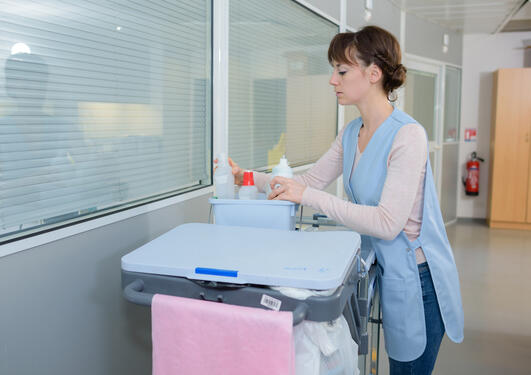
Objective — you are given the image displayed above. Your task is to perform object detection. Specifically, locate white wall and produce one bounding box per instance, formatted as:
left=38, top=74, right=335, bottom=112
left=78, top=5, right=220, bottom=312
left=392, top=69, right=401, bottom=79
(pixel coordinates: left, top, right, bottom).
left=406, top=12, right=463, bottom=66
left=458, top=31, right=531, bottom=218
left=347, top=0, right=401, bottom=39
left=0, top=194, right=211, bottom=375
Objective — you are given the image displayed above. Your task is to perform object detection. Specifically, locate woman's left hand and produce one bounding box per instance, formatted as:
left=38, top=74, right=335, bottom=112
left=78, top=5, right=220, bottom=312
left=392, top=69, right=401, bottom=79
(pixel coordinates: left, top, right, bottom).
left=268, top=176, right=306, bottom=204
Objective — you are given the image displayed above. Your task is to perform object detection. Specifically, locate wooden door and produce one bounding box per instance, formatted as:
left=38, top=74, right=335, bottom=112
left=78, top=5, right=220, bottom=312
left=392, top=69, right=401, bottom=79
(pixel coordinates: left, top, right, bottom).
left=525, top=69, right=531, bottom=223
left=490, top=69, right=531, bottom=223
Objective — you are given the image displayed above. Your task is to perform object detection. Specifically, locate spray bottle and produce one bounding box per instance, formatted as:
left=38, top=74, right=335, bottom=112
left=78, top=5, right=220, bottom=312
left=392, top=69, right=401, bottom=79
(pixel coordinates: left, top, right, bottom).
left=214, top=153, right=235, bottom=199
left=265, top=155, right=293, bottom=196
left=238, top=171, right=258, bottom=200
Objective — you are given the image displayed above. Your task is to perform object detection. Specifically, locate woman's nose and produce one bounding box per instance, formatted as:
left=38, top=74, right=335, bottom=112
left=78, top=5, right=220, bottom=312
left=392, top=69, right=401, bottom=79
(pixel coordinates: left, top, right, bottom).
left=329, top=74, right=338, bottom=86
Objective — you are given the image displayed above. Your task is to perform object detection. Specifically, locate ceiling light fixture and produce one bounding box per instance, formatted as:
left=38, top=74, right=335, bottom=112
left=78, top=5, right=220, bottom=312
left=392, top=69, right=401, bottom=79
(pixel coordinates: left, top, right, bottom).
left=10, top=42, right=31, bottom=55
left=364, top=0, right=373, bottom=22
left=442, top=33, right=449, bottom=54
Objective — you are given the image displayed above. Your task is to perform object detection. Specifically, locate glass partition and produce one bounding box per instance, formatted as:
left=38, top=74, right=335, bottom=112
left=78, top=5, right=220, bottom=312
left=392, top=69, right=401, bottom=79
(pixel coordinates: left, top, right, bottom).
left=228, top=0, right=338, bottom=169
left=0, top=0, right=212, bottom=242
left=404, top=69, right=437, bottom=142
left=443, top=66, right=461, bottom=142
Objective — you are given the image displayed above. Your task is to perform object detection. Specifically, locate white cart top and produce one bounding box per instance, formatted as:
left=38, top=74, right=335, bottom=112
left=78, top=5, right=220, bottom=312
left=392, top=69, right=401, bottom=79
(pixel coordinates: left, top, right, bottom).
left=121, top=223, right=361, bottom=290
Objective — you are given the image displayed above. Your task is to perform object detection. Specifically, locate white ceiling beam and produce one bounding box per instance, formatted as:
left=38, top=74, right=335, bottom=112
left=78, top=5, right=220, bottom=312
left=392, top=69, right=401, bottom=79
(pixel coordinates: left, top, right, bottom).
left=493, top=0, right=528, bottom=33
left=417, top=10, right=511, bottom=17
left=390, top=0, right=527, bottom=34
left=407, top=4, right=511, bottom=11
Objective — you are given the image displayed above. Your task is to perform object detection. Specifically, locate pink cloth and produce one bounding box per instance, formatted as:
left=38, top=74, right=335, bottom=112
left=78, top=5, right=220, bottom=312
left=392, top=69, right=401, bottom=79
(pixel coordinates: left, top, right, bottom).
left=152, top=294, right=295, bottom=375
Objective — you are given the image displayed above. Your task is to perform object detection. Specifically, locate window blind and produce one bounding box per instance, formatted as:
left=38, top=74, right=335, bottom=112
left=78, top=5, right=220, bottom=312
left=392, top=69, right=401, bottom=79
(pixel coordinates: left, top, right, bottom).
left=0, top=0, right=212, bottom=241
left=228, top=0, right=338, bottom=170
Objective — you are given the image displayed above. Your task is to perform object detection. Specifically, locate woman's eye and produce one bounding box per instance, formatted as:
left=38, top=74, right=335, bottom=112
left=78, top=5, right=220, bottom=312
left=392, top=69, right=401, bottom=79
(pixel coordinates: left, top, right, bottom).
left=339, top=71, right=347, bottom=76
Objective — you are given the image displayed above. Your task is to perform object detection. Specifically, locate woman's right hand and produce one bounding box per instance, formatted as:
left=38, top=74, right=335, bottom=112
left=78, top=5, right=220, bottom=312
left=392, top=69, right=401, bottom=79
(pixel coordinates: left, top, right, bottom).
left=214, top=156, right=244, bottom=186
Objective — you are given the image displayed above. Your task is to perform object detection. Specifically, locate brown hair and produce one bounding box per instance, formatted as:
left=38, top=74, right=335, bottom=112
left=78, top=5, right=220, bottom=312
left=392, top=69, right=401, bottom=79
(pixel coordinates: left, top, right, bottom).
left=328, top=26, right=406, bottom=100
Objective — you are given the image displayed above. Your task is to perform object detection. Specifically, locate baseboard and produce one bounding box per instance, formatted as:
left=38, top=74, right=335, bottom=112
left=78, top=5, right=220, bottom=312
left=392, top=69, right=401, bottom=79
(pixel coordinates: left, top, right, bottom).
left=456, top=217, right=488, bottom=225
left=487, top=220, right=531, bottom=231
left=444, top=218, right=458, bottom=227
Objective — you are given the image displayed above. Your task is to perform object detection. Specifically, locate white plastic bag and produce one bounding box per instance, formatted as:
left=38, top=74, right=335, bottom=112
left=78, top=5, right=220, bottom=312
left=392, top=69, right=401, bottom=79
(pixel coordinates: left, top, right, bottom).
left=293, top=316, right=359, bottom=375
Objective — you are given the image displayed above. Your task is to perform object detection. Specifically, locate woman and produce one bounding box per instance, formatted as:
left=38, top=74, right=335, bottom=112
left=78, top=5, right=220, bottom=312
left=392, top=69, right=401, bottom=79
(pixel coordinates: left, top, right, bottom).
left=226, top=26, right=463, bottom=374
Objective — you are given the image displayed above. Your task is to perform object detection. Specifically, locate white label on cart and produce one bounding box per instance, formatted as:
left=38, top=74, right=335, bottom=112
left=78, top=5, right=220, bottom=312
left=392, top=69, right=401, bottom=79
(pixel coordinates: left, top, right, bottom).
left=260, top=294, right=282, bottom=311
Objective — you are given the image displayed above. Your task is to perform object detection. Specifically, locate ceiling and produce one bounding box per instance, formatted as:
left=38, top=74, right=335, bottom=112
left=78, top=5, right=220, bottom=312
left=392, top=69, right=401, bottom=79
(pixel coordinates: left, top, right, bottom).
left=389, top=0, right=531, bottom=33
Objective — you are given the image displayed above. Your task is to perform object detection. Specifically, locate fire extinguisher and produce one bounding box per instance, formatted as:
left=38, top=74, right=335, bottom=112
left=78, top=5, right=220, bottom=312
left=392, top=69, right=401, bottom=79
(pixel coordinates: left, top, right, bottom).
left=463, top=152, right=484, bottom=196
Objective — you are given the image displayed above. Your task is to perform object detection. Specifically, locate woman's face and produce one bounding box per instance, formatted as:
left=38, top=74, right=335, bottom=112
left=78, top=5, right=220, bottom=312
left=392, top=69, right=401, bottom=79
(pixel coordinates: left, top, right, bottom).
left=329, top=60, right=371, bottom=105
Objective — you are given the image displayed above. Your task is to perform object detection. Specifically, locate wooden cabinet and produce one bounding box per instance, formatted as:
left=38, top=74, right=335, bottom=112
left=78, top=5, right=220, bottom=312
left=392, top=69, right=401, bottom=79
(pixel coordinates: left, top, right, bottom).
left=488, top=68, right=531, bottom=229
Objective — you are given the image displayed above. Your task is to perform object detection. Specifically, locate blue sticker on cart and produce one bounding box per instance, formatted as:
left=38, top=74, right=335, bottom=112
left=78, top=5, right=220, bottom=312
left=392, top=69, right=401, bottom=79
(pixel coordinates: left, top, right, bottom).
left=195, top=267, right=238, bottom=277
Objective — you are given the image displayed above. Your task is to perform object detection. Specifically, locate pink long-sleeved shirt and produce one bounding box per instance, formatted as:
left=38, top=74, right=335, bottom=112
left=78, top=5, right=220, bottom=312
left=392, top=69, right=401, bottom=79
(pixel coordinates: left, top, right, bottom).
left=254, top=123, right=428, bottom=263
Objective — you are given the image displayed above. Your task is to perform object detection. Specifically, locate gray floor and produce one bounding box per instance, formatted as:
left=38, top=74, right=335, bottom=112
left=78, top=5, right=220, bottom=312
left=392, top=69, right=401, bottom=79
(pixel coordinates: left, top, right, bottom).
left=376, top=219, right=531, bottom=374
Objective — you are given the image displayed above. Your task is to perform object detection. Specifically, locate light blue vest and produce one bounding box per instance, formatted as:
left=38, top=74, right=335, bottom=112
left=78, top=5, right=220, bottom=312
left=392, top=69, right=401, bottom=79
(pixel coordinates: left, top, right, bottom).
left=342, top=108, right=464, bottom=361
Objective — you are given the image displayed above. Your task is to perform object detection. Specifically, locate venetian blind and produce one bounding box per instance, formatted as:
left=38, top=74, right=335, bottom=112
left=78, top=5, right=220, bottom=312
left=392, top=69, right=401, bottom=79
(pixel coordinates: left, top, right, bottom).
left=228, top=0, right=338, bottom=170
left=0, top=0, right=212, bottom=241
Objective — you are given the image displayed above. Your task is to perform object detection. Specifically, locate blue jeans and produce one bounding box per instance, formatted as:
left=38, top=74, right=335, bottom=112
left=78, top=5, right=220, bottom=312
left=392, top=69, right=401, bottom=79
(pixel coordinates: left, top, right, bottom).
left=389, top=262, right=445, bottom=375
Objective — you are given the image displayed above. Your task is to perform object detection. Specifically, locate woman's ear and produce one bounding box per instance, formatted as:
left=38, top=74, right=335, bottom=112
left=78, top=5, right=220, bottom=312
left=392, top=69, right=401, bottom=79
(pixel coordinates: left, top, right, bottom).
left=367, top=63, right=383, bottom=84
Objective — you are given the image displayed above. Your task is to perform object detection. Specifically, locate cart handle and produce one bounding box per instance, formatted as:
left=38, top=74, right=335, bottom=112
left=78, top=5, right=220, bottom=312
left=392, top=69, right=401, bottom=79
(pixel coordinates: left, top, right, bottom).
left=124, top=279, right=154, bottom=306
left=124, top=279, right=309, bottom=326
left=292, top=303, right=309, bottom=325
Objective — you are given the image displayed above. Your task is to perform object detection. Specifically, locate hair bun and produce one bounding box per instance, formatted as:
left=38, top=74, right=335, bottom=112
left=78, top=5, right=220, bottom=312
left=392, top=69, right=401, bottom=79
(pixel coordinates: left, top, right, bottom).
left=384, top=64, right=407, bottom=99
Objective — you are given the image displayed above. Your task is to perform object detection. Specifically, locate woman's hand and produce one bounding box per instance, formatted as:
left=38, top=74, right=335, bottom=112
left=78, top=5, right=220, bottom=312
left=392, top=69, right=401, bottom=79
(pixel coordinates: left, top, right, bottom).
left=268, top=176, right=306, bottom=204
left=214, top=157, right=244, bottom=185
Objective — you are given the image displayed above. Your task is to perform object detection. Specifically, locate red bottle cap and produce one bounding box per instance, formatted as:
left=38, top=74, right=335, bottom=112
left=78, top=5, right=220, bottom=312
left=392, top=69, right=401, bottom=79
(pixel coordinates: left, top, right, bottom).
left=242, top=171, right=255, bottom=186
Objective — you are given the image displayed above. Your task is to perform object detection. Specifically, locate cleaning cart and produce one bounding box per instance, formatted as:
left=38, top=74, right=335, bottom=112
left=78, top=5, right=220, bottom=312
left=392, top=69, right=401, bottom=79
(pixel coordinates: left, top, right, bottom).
left=121, top=198, right=381, bottom=374
left=121, top=223, right=380, bottom=374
